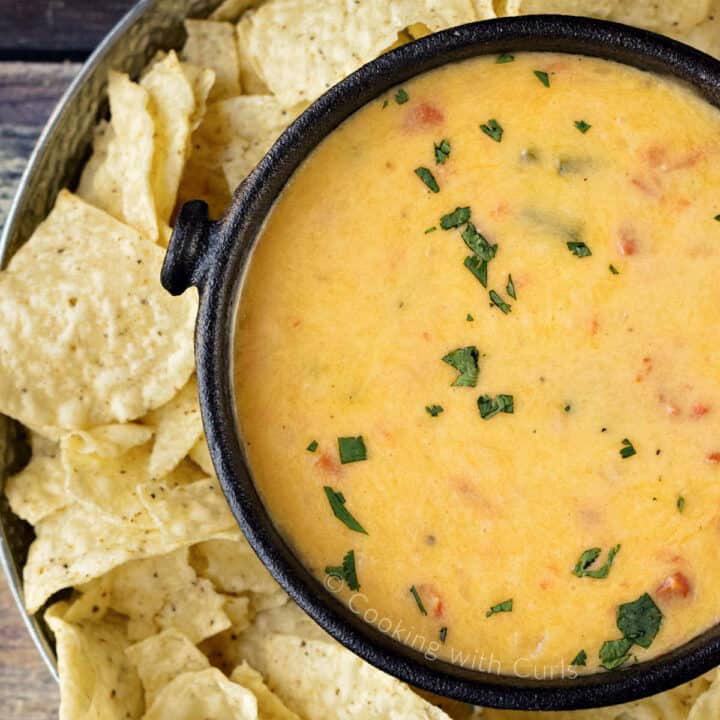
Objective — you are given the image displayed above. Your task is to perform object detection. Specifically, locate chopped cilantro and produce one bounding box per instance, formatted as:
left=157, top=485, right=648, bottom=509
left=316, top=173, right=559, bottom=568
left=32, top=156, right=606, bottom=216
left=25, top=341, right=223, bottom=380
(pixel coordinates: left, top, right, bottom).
left=442, top=346, right=480, bottom=387
left=338, top=436, right=367, bottom=464
left=534, top=70, right=550, bottom=87
left=425, top=226, right=437, bottom=234
left=564, top=404, right=572, bottom=412
left=478, top=394, right=514, bottom=420
left=480, top=118, right=503, bottom=143
left=415, top=167, right=440, bottom=193
left=489, top=289, right=511, bottom=314
left=617, top=593, right=663, bottom=649
left=609, top=264, right=619, bottom=275
left=506, top=274, right=516, bottom=300
left=486, top=598, right=513, bottom=617
left=570, top=650, right=587, bottom=667
left=575, top=120, right=592, bottom=133
left=677, top=495, right=685, bottom=512
left=715, top=214, right=720, bottom=222
left=306, top=440, right=318, bottom=452
left=382, top=99, right=389, bottom=109
left=434, top=139, right=451, bottom=164
left=599, top=637, right=633, bottom=670
left=425, top=405, right=444, bottom=417
left=395, top=88, right=409, bottom=104
left=464, top=256, right=488, bottom=287
left=462, top=222, right=497, bottom=261
left=439, top=626, right=448, bottom=643
left=323, top=486, right=367, bottom=534
left=410, top=585, right=428, bottom=615
left=440, top=206, right=471, bottom=229
left=620, top=438, right=636, bottom=459
left=466, top=313, right=474, bottom=321
left=567, top=241, right=592, bottom=257
left=325, top=549, right=360, bottom=591
left=573, top=544, right=621, bottom=579
left=496, top=53, right=515, bottom=64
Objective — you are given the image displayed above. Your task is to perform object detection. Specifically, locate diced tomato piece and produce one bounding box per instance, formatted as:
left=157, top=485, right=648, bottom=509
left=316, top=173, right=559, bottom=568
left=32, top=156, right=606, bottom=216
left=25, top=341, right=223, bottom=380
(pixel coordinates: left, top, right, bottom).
left=693, top=403, right=710, bottom=417
left=665, top=403, right=681, bottom=417
left=417, top=583, right=444, bottom=618
left=707, top=452, right=720, bottom=464
left=617, top=228, right=637, bottom=256
left=656, top=572, right=692, bottom=599
left=404, top=102, right=444, bottom=131
left=315, top=452, right=341, bottom=475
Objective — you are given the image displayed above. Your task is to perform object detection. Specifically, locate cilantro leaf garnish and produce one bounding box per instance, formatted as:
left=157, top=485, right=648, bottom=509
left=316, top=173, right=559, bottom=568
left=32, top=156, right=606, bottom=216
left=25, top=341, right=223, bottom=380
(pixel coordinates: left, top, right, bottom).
left=434, top=139, right=451, bottom=164
left=567, top=241, right=592, bottom=257
left=464, top=256, right=488, bottom=287
left=323, top=486, right=367, bottom=534
left=395, top=88, right=409, bottom=104
left=439, top=626, right=448, bottom=642
left=442, top=346, right=480, bottom=387
left=480, top=118, right=503, bottom=143
left=478, top=394, right=514, bottom=420
left=534, top=70, right=550, bottom=87
left=462, top=222, right=497, bottom=261
left=570, top=650, right=587, bottom=667
left=325, top=549, right=360, bottom=591
left=609, top=264, right=619, bottom=275
left=306, top=440, right=318, bottom=452
left=573, top=544, right=621, bottom=579
left=440, top=206, right=471, bottom=229
left=599, top=637, right=633, bottom=670
left=415, top=167, right=439, bottom=193
left=489, top=289, right=511, bottom=314
left=486, top=598, right=513, bottom=617
left=620, top=438, right=636, bottom=459
left=338, top=436, right=367, bottom=464
left=496, top=53, right=515, bottom=64
left=425, top=405, right=444, bottom=417
left=677, top=495, right=685, bottom=512
left=410, top=585, right=428, bottom=615
left=617, top=593, right=663, bottom=649
left=575, top=120, right=592, bottom=134
left=506, top=274, right=516, bottom=300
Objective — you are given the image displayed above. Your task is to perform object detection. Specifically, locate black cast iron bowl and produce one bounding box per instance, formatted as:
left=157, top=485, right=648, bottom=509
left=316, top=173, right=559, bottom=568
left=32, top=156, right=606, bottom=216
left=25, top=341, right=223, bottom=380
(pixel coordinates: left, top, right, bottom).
left=162, top=15, right=720, bottom=711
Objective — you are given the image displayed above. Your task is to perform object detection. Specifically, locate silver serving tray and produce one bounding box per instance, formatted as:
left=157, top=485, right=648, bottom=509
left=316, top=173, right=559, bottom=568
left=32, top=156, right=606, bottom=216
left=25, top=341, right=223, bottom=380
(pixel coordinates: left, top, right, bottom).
left=0, top=0, right=224, bottom=679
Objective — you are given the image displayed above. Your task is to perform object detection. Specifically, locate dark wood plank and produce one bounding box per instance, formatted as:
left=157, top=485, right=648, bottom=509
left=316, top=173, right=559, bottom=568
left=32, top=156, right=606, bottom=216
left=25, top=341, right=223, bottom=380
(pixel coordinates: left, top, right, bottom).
left=0, top=579, right=57, bottom=720
left=0, top=0, right=134, bottom=59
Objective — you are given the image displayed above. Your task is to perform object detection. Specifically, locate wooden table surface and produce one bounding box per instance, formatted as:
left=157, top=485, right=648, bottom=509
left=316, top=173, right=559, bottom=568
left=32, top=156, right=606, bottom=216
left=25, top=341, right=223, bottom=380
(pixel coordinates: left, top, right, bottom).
left=0, top=3, right=136, bottom=716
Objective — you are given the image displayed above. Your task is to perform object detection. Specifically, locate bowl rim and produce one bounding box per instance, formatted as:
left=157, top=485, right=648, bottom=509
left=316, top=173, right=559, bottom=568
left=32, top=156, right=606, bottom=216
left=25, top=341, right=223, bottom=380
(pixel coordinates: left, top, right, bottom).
left=179, top=14, right=720, bottom=711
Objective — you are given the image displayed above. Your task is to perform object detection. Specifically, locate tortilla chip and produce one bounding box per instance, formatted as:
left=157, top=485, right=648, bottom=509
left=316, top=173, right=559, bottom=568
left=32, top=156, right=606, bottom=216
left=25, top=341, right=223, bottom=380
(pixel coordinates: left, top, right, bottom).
left=46, top=601, right=144, bottom=720
left=177, top=95, right=292, bottom=215
left=61, top=431, right=156, bottom=524
left=235, top=22, right=271, bottom=94
left=140, top=51, right=197, bottom=231
left=189, top=433, right=214, bottom=474
left=143, top=376, right=203, bottom=480
left=77, top=72, right=158, bottom=242
left=63, top=576, right=113, bottom=624
left=236, top=0, right=483, bottom=106
left=105, top=547, right=231, bottom=643
left=143, top=668, right=258, bottom=719
left=610, top=0, right=710, bottom=33
left=210, top=0, right=261, bottom=21
left=230, top=661, right=302, bottom=720
left=0, top=191, right=197, bottom=432
left=236, top=633, right=452, bottom=719
left=23, top=500, right=237, bottom=613
left=690, top=670, right=720, bottom=720
left=5, top=434, right=68, bottom=524
left=181, top=62, right=217, bottom=131
left=673, top=1, right=720, bottom=57
left=183, top=20, right=241, bottom=100
left=199, top=595, right=252, bottom=672
left=125, top=628, right=210, bottom=707
left=504, top=0, right=618, bottom=18
left=190, top=538, right=281, bottom=595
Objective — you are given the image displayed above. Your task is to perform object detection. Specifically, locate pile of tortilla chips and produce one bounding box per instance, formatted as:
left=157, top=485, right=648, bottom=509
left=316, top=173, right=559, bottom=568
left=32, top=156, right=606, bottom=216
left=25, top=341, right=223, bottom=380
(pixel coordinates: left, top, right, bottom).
left=2, top=0, right=720, bottom=717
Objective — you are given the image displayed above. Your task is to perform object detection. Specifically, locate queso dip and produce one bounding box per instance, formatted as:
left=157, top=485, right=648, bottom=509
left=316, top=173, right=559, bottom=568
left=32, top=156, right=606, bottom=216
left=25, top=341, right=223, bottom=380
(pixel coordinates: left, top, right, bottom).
left=234, top=52, right=720, bottom=675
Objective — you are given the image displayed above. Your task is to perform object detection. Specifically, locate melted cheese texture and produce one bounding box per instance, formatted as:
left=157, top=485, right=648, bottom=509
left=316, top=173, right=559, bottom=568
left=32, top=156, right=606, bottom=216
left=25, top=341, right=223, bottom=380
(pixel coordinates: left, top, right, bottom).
left=234, top=53, right=720, bottom=675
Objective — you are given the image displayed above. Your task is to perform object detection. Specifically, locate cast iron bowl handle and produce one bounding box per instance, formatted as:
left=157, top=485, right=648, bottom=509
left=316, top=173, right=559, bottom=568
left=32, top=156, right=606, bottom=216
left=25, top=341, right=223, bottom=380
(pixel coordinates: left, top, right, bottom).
left=161, top=200, right=214, bottom=295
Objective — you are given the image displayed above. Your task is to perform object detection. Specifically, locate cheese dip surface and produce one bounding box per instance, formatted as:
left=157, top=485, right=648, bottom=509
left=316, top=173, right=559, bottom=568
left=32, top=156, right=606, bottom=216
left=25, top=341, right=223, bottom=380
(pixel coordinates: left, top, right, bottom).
left=234, top=52, right=720, bottom=675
